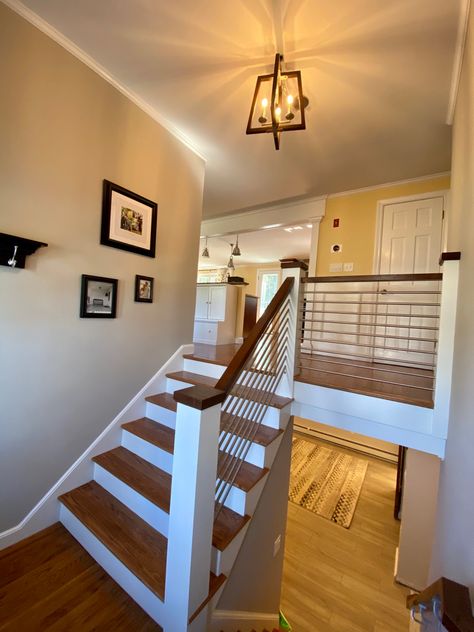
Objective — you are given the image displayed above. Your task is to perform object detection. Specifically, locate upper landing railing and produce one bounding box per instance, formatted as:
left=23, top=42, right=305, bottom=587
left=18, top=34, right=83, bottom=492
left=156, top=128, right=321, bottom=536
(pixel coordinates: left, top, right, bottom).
left=299, top=272, right=443, bottom=403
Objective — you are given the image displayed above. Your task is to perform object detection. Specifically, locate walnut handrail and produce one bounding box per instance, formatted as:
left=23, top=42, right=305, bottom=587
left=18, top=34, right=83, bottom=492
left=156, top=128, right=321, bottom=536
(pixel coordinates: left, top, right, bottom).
left=303, top=273, right=443, bottom=284
left=407, top=577, right=474, bottom=632
left=215, top=276, right=294, bottom=395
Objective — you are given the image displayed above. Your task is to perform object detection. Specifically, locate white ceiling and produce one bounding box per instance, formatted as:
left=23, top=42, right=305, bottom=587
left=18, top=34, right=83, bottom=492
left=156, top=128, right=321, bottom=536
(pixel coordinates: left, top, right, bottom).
left=198, top=224, right=312, bottom=269
left=14, top=0, right=460, bottom=217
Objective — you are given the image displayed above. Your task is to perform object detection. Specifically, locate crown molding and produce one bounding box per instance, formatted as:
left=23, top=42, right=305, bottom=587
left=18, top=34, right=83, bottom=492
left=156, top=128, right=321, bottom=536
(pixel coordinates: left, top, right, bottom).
left=1, top=0, right=206, bottom=162
left=327, top=172, right=451, bottom=199
left=446, top=0, right=471, bottom=125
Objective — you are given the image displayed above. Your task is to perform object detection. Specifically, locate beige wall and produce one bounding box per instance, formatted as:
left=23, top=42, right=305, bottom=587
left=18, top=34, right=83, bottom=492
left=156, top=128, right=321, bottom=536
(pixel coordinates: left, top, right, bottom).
left=316, top=175, right=450, bottom=275
left=429, top=7, right=474, bottom=600
left=0, top=5, right=204, bottom=530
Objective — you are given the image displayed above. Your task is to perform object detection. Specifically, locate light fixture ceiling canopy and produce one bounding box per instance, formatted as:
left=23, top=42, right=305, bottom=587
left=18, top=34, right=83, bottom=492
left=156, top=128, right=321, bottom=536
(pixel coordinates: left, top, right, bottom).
left=246, top=53, right=306, bottom=150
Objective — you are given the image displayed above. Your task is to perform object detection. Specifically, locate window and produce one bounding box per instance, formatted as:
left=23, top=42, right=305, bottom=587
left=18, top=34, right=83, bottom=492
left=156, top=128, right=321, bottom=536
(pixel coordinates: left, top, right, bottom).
left=257, top=270, right=281, bottom=317
left=197, top=270, right=224, bottom=283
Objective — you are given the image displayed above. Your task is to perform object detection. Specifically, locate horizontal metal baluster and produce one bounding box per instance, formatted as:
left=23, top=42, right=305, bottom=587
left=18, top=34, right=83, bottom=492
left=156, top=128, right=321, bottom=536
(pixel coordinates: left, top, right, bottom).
left=303, top=289, right=441, bottom=295
left=300, top=308, right=440, bottom=319
left=298, top=327, right=438, bottom=343
left=299, top=317, right=439, bottom=331
left=299, top=355, right=433, bottom=379
left=300, top=335, right=438, bottom=354
left=299, top=348, right=436, bottom=367
left=295, top=364, right=434, bottom=391
left=303, top=299, right=441, bottom=307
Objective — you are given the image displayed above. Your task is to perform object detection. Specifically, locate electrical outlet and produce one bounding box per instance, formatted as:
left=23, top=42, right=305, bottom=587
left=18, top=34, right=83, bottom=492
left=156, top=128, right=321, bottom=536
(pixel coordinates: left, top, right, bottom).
left=329, top=263, right=343, bottom=272
left=273, top=534, right=281, bottom=557
left=343, top=262, right=354, bottom=272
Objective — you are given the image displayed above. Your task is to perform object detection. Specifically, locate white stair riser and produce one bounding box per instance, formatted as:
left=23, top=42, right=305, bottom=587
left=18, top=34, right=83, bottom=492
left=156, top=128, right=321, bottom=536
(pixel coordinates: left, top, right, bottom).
left=60, top=505, right=165, bottom=624
left=220, top=436, right=266, bottom=468
left=220, top=473, right=268, bottom=516
left=145, top=402, right=176, bottom=429
left=183, top=359, right=225, bottom=379
left=93, top=464, right=169, bottom=537
left=122, top=431, right=173, bottom=474
left=222, top=399, right=283, bottom=429
left=211, top=523, right=249, bottom=577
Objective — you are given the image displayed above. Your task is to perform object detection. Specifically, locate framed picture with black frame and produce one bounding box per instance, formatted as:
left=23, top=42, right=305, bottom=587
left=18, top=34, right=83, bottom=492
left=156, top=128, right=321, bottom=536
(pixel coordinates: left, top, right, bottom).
left=80, top=274, right=118, bottom=318
left=100, top=180, right=158, bottom=258
left=134, top=275, right=154, bottom=303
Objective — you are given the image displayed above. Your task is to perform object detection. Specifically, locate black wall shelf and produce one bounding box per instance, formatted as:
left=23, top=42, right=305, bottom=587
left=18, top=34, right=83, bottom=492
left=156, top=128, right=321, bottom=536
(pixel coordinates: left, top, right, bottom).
left=0, top=233, right=48, bottom=269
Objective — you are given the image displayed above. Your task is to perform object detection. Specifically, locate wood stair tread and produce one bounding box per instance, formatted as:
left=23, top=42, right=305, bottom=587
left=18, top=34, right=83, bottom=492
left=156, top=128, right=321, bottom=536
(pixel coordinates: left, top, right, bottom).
left=165, top=371, right=293, bottom=409
left=212, top=506, right=250, bottom=551
left=217, top=452, right=268, bottom=492
left=145, top=392, right=177, bottom=412
left=93, top=447, right=171, bottom=513
left=58, top=481, right=167, bottom=601
left=121, top=418, right=174, bottom=454
left=221, top=412, right=283, bottom=447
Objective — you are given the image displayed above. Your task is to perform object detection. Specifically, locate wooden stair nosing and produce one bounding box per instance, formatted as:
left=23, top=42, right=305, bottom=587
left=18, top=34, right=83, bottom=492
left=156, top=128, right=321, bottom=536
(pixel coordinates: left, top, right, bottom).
left=145, top=392, right=177, bottom=412
left=165, top=371, right=293, bottom=409
left=92, top=447, right=171, bottom=513
left=58, top=481, right=167, bottom=601
left=220, top=412, right=283, bottom=447
left=121, top=418, right=174, bottom=454
left=212, top=506, right=250, bottom=552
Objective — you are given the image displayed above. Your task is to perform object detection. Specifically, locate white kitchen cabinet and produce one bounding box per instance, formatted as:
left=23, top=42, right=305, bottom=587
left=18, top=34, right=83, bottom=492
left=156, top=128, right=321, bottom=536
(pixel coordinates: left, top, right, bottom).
left=193, top=283, right=239, bottom=345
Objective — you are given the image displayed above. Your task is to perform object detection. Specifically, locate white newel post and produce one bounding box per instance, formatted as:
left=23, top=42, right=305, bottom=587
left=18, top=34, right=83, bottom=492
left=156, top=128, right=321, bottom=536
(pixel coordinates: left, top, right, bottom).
left=278, top=260, right=307, bottom=397
left=432, top=254, right=461, bottom=440
left=164, top=386, right=225, bottom=632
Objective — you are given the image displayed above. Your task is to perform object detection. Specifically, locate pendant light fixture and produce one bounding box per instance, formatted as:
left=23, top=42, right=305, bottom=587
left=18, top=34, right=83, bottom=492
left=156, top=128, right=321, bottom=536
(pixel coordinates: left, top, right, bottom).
left=227, top=243, right=235, bottom=271
left=201, top=236, right=210, bottom=258
left=232, top=235, right=241, bottom=256
left=246, top=53, right=306, bottom=150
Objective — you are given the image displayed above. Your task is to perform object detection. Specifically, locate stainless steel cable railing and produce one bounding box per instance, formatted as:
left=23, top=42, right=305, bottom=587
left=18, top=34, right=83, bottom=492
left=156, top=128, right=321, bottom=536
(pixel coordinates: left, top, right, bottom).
left=298, top=273, right=443, bottom=401
left=213, top=277, right=294, bottom=519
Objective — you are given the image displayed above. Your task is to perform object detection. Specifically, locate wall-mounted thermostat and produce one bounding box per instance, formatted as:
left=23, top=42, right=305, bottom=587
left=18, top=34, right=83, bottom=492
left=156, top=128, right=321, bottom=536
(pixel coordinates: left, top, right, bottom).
left=331, top=244, right=342, bottom=253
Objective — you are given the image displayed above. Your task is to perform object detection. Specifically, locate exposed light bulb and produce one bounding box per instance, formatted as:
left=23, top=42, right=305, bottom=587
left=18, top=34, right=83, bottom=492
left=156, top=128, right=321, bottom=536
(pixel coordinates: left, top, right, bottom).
left=261, top=98, right=268, bottom=108
left=275, top=106, right=281, bottom=120
left=259, top=97, right=269, bottom=125
left=287, top=94, right=294, bottom=105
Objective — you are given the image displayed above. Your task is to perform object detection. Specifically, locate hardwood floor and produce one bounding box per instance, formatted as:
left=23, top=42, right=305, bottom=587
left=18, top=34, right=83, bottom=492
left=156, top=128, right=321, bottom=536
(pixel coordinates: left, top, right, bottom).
left=297, top=353, right=434, bottom=408
left=281, top=434, right=410, bottom=632
left=0, top=523, right=161, bottom=631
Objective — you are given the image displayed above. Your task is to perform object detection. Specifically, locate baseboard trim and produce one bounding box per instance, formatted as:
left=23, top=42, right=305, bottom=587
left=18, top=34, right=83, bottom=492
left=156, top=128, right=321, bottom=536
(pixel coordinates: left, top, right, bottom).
left=0, top=344, right=193, bottom=550
left=210, top=609, right=279, bottom=632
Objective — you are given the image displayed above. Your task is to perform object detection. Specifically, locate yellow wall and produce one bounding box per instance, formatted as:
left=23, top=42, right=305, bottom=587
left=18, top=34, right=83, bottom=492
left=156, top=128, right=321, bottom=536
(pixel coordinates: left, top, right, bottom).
left=233, top=263, right=281, bottom=338
left=316, top=175, right=450, bottom=275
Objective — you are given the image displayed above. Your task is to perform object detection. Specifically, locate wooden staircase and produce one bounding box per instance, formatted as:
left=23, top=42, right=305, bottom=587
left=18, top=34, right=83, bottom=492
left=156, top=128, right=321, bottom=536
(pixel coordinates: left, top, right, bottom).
left=55, top=359, right=291, bottom=629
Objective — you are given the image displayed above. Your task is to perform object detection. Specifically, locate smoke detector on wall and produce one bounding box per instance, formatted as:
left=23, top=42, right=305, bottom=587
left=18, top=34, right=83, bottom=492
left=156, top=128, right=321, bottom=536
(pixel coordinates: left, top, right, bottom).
left=331, top=244, right=342, bottom=253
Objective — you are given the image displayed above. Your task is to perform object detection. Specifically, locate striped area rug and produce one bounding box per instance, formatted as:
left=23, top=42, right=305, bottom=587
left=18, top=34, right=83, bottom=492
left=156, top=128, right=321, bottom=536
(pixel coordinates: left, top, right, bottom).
left=289, top=437, right=368, bottom=528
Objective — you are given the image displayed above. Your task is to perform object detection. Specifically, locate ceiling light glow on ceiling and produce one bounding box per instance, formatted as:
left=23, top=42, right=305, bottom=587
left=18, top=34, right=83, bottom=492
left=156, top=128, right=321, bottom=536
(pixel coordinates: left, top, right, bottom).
left=246, top=54, right=307, bottom=150
left=262, top=223, right=282, bottom=229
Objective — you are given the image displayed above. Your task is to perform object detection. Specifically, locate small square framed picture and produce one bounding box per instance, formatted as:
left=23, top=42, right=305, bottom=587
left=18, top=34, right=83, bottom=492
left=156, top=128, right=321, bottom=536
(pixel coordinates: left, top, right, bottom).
left=80, top=274, right=118, bottom=318
left=135, top=275, right=154, bottom=303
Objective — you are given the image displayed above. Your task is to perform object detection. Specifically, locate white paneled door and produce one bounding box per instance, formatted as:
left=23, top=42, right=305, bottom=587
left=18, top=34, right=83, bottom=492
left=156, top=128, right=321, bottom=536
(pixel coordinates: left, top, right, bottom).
left=379, top=197, right=444, bottom=275
left=375, top=196, right=445, bottom=366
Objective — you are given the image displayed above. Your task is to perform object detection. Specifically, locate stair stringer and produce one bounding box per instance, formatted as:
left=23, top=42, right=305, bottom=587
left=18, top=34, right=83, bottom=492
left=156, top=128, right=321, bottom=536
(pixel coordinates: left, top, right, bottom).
left=0, top=343, right=193, bottom=550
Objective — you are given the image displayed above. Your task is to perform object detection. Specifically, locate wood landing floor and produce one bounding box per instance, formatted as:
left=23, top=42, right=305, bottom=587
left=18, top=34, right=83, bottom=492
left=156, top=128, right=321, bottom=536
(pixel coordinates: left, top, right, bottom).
left=0, top=523, right=160, bottom=631
left=188, top=344, right=434, bottom=408
left=280, top=433, right=410, bottom=632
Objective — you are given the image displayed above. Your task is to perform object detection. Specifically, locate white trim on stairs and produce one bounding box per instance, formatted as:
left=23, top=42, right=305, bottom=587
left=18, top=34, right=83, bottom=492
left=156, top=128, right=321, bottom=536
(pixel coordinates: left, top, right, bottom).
left=0, top=344, right=193, bottom=550
left=210, top=609, right=280, bottom=632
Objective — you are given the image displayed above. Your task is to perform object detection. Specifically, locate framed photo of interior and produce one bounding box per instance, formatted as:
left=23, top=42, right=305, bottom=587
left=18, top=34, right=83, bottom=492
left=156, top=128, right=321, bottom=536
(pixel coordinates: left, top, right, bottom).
left=101, top=180, right=158, bottom=257
left=135, top=275, right=154, bottom=303
left=80, top=274, right=118, bottom=318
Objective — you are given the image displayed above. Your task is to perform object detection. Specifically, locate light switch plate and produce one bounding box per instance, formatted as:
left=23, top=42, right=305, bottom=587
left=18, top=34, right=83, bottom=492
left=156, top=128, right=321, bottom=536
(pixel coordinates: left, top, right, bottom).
left=329, top=263, right=343, bottom=272
left=343, top=262, right=354, bottom=272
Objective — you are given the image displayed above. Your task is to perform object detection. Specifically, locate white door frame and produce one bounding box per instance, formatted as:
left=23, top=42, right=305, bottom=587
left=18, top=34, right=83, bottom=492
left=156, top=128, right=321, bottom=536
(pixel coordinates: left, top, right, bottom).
left=372, top=190, right=450, bottom=274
